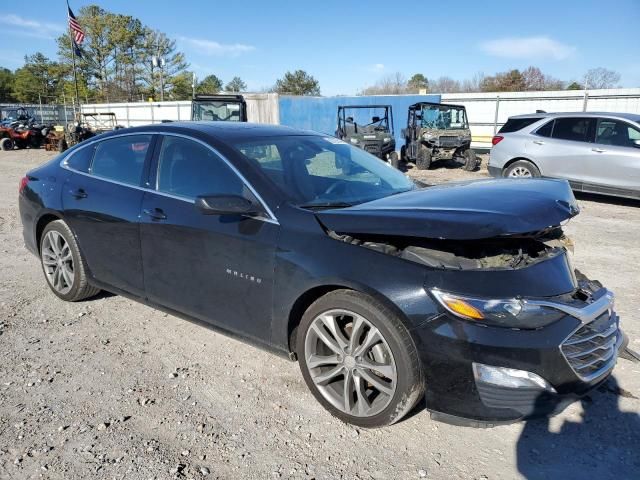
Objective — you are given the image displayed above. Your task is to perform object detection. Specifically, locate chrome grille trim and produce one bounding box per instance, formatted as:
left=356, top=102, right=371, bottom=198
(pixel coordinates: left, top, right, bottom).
left=560, top=296, right=620, bottom=383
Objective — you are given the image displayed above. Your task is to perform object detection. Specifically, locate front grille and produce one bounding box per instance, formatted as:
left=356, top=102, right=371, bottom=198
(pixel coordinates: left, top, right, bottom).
left=561, top=310, right=619, bottom=382
left=363, top=143, right=380, bottom=154
left=438, top=136, right=459, bottom=147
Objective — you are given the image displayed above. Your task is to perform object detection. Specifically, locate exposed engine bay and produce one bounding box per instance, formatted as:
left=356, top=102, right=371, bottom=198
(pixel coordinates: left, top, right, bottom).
left=327, top=227, right=574, bottom=271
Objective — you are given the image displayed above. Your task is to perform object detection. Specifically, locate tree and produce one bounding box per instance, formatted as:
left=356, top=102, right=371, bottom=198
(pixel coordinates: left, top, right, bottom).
left=0, top=68, right=15, bottom=102
left=196, top=74, right=223, bottom=94
left=225, top=76, right=246, bottom=92
left=521, top=66, right=564, bottom=91
left=480, top=69, right=525, bottom=92
left=361, top=72, right=407, bottom=95
left=429, top=76, right=462, bottom=93
left=12, top=53, right=62, bottom=103
left=407, top=73, right=428, bottom=93
left=583, top=67, right=620, bottom=89
left=274, top=70, right=320, bottom=96
left=566, top=81, right=584, bottom=90
left=168, top=71, right=194, bottom=100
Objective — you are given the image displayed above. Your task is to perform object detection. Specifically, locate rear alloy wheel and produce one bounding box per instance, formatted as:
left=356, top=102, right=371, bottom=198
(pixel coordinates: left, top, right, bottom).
left=297, top=290, right=423, bottom=427
left=504, top=160, right=541, bottom=178
left=415, top=145, right=432, bottom=170
left=462, top=148, right=478, bottom=171
left=40, top=220, right=101, bottom=301
left=1, top=138, right=13, bottom=151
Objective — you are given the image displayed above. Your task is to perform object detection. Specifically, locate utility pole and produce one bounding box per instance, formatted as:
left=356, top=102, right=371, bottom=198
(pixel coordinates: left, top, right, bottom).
left=192, top=72, right=196, bottom=99
left=152, top=54, right=166, bottom=101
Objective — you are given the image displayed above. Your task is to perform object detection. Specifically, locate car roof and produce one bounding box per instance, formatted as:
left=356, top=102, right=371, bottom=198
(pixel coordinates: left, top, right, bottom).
left=509, top=112, right=640, bottom=122
left=100, top=121, right=319, bottom=142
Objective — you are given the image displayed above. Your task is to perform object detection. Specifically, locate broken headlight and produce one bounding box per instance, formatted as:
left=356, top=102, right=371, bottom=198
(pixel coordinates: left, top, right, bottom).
left=431, top=290, right=565, bottom=329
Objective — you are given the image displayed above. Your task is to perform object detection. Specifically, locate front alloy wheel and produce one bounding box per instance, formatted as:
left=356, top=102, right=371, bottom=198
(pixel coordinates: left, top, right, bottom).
left=304, top=309, right=397, bottom=417
left=297, top=290, right=424, bottom=427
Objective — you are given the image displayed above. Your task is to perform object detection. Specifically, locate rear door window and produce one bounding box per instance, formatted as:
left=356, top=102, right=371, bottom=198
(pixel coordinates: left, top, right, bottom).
left=498, top=117, right=543, bottom=133
left=551, top=118, right=595, bottom=142
left=595, top=119, right=640, bottom=147
left=90, top=135, right=152, bottom=185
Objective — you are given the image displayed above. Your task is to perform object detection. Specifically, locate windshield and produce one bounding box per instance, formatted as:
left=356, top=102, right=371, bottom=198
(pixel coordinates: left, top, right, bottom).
left=232, top=135, right=414, bottom=207
left=420, top=105, right=468, bottom=130
left=339, top=107, right=391, bottom=135
left=193, top=102, right=242, bottom=122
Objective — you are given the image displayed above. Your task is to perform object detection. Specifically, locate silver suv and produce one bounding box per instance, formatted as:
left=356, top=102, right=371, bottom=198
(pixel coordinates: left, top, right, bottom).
left=488, top=112, right=640, bottom=200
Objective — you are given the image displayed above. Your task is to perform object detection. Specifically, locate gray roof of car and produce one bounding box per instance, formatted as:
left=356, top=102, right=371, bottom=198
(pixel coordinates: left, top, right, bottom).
left=509, top=112, right=640, bottom=122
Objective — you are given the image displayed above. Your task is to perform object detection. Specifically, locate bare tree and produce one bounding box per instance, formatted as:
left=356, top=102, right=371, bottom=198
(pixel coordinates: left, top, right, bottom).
left=360, top=72, right=407, bottom=95
left=429, top=76, right=462, bottom=93
left=583, top=68, right=621, bottom=89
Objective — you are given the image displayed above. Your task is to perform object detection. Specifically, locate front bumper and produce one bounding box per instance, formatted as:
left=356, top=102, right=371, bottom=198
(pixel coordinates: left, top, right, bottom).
left=413, top=289, right=622, bottom=425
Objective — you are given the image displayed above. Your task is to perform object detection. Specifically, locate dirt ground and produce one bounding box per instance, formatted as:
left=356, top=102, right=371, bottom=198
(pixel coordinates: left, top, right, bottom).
left=0, top=149, right=638, bottom=480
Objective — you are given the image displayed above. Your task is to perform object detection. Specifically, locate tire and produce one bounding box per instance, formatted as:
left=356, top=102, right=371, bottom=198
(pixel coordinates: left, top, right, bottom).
left=400, top=145, right=407, bottom=161
left=504, top=159, right=541, bottom=178
left=40, top=220, right=101, bottom=302
left=297, top=289, right=424, bottom=428
left=1, top=138, right=13, bottom=151
left=58, top=138, right=68, bottom=153
left=462, top=148, right=478, bottom=171
left=388, top=151, right=400, bottom=169
left=416, top=145, right=432, bottom=170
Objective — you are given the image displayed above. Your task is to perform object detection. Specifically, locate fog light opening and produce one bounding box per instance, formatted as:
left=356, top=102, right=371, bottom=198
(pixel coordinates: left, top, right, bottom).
left=472, top=363, right=556, bottom=392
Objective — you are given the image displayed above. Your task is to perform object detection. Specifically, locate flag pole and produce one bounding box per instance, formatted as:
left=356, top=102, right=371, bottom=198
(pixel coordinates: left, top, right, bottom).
left=67, top=1, right=81, bottom=117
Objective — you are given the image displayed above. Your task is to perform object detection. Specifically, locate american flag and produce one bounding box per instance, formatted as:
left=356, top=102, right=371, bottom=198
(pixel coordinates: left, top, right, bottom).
left=68, top=6, right=85, bottom=44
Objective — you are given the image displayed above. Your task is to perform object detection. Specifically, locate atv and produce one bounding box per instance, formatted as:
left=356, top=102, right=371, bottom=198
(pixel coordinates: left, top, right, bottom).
left=56, top=112, right=123, bottom=152
left=0, top=107, right=49, bottom=151
left=191, top=94, right=247, bottom=122
left=335, top=105, right=398, bottom=167
left=401, top=102, right=479, bottom=171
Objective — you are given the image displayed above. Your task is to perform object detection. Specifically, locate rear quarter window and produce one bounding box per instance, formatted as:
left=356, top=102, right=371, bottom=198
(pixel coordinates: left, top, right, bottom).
left=90, top=135, right=152, bottom=186
left=498, top=117, right=543, bottom=133
left=65, top=145, right=95, bottom=172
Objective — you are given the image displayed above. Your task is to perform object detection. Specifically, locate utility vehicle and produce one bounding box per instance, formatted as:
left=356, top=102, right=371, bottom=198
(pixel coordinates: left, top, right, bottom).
left=401, top=102, right=478, bottom=171
left=335, top=105, right=398, bottom=167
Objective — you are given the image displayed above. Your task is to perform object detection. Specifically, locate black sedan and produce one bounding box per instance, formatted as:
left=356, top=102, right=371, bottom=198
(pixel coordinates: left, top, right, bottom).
left=18, top=122, right=624, bottom=427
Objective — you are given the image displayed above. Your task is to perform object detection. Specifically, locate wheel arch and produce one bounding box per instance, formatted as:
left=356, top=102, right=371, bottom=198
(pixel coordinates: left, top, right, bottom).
left=502, top=157, right=542, bottom=176
left=35, top=211, right=64, bottom=253
left=285, top=281, right=413, bottom=357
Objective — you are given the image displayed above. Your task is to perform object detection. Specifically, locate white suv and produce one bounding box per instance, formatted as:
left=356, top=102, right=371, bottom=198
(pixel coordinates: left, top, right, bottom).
left=488, top=112, right=640, bottom=200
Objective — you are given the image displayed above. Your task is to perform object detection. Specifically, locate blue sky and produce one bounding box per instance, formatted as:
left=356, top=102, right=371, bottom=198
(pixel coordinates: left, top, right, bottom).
left=0, top=0, right=638, bottom=95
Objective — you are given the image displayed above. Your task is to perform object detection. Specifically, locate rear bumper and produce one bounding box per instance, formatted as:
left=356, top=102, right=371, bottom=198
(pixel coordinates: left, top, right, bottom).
left=487, top=165, right=502, bottom=177
left=413, top=290, right=621, bottom=425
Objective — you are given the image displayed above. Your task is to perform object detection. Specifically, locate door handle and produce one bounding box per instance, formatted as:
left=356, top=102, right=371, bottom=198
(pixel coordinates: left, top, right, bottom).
left=143, top=208, right=167, bottom=220
left=533, top=140, right=545, bottom=145
left=69, top=188, right=87, bottom=199
left=592, top=148, right=606, bottom=153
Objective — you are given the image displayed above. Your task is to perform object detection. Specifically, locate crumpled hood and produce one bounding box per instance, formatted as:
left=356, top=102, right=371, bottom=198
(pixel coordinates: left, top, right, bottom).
left=315, top=178, right=579, bottom=240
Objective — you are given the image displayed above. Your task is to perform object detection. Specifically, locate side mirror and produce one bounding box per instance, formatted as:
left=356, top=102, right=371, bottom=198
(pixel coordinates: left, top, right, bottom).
left=195, top=195, right=262, bottom=216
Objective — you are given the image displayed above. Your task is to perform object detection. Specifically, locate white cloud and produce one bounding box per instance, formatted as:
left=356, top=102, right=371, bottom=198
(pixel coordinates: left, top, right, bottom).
left=0, top=14, right=64, bottom=39
left=369, top=63, right=385, bottom=72
left=178, top=36, right=255, bottom=56
left=480, top=36, right=575, bottom=61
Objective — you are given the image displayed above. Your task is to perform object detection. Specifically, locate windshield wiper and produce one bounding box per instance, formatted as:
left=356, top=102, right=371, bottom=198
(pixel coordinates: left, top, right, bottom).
left=298, top=202, right=354, bottom=210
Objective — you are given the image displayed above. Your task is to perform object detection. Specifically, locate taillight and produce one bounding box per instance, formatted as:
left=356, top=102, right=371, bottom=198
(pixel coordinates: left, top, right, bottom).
left=491, top=136, right=504, bottom=146
left=19, top=176, right=29, bottom=194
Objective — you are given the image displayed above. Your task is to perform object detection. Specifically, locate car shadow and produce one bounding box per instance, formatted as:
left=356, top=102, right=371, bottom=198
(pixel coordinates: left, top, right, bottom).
left=574, top=191, right=640, bottom=208
left=516, top=376, right=640, bottom=479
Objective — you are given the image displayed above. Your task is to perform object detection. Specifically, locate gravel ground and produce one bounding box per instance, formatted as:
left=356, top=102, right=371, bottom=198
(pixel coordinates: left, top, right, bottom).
left=0, top=149, right=638, bottom=480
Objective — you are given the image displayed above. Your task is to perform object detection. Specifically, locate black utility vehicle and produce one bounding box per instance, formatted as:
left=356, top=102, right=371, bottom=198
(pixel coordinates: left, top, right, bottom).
left=402, top=101, right=479, bottom=171
left=191, top=94, right=247, bottom=122
left=336, top=105, right=398, bottom=167
left=19, top=122, right=627, bottom=427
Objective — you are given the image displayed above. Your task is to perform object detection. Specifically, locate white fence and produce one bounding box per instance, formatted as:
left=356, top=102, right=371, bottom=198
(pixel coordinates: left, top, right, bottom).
left=80, top=93, right=280, bottom=127
left=442, top=88, right=640, bottom=149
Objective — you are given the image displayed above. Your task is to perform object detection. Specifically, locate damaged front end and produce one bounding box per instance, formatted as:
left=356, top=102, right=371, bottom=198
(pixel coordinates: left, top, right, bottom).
left=326, top=227, right=573, bottom=272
